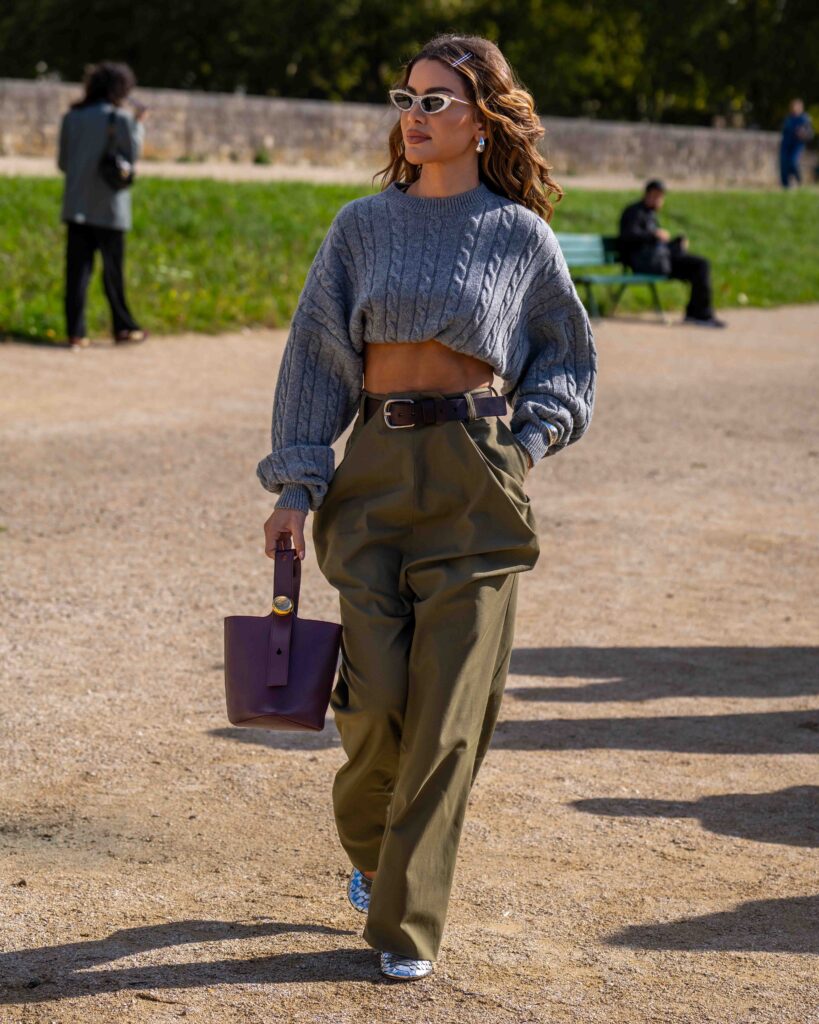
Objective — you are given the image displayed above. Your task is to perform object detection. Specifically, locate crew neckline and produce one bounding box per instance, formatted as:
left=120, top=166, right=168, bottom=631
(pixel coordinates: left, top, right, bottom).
left=386, top=180, right=492, bottom=215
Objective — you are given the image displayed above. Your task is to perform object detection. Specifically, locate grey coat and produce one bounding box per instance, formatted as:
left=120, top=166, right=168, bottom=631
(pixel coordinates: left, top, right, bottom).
left=57, top=102, right=144, bottom=231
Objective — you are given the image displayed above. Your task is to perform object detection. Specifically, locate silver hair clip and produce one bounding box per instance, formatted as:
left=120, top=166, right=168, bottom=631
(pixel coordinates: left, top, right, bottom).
left=450, top=51, right=473, bottom=68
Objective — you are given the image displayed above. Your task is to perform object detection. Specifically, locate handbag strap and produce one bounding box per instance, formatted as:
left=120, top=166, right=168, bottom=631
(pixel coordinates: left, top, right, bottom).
left=105, top=110, right=118, bottom=157
left=273, top=534, right=301, bottom=615
left=266, top=535, right=301, bottom=688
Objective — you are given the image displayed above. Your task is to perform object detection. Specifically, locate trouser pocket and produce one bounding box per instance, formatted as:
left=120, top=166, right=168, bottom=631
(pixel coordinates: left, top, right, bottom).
left=458, top=415, right=532, bottom=508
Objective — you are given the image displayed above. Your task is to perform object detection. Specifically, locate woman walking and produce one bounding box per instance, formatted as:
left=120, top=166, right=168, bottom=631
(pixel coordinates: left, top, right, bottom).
left=57, top=61, right=148, bottom=349
left=257, top=33, right=597, bottom=981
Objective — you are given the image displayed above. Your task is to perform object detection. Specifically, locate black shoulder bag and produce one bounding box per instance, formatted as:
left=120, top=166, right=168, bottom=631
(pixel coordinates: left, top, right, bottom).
left=98, top=111, right=136, bottom=191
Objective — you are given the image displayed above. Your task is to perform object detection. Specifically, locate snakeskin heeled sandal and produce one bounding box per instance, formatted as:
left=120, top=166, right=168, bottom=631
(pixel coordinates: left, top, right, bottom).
left=379, top=951, right=434, bottom=980
left=346, top=867, right=372, bottom=913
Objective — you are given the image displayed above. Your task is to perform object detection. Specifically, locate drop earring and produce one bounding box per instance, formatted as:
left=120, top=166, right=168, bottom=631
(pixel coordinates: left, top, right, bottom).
left=476, top=136, right=486, bottom=153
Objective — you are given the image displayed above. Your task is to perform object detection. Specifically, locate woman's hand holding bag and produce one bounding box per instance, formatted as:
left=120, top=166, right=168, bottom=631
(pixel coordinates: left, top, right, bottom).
left=223, top=533, right=341, bottom=731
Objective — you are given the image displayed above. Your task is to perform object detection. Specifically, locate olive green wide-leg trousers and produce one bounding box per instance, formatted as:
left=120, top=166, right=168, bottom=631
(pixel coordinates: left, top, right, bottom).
left=312, top=386, right=540, bottom=962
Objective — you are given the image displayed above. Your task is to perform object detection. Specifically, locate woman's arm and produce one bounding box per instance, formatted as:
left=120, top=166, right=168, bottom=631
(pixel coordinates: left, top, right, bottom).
left=256, top=209, right=362, bottom=514
left=114, top=108, right=144, bottom=163
left=509, top=237, right=597, bottom=466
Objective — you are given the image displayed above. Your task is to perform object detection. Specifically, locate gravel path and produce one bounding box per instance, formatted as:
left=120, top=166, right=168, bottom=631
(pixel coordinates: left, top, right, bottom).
left=0, top=154, right=791, bottom=191
left=1, top=306, right=817, bottom=1022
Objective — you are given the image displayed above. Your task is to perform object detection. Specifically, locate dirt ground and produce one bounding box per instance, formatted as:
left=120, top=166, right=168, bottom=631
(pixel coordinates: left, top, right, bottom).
left=1, top=305, right=817, bottom=1023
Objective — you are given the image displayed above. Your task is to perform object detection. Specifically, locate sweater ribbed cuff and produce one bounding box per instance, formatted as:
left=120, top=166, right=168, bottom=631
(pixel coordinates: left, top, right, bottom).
left=515, top=422, right=556, bottom=467
left=274, top=483, right=311, bottom=514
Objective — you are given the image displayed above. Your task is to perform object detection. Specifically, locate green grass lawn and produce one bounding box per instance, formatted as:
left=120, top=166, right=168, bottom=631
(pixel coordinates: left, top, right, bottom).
left=1, top=176, right=816, bottom=341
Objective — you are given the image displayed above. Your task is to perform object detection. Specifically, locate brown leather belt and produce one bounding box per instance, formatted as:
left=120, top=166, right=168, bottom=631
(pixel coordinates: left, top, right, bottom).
left=364, top=391, right=507, bottom=429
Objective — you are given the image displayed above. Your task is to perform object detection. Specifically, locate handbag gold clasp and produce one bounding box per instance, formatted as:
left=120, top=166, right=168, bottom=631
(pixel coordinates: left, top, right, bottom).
left=272, top=595, right=294, bottom=615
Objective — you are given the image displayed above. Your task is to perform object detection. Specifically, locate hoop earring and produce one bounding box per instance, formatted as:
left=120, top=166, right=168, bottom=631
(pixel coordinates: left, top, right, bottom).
left=476, top=136, right=486, bottom=153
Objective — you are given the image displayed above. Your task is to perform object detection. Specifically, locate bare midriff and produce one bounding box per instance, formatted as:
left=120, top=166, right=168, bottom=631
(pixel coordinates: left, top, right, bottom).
left=363, top=338, right=494, bottom=395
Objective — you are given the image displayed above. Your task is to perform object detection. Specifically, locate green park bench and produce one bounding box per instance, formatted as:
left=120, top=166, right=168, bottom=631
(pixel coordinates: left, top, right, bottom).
left=555, top=233, right=671, bottom=323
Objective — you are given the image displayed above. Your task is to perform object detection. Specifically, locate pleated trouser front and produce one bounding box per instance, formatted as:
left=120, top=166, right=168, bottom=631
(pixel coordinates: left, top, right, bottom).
left=312, top=385, right=540, bottom=961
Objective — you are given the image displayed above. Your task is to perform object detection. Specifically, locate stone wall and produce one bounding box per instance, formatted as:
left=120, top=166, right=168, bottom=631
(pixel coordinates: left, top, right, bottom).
left=0, top=77, right=805, bottom=186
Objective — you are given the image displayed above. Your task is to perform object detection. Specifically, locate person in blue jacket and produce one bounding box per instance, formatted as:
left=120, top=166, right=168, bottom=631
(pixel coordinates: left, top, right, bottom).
left=57, top=61, right=148, bottom=349
left=779, top=98, right=814, bottom=189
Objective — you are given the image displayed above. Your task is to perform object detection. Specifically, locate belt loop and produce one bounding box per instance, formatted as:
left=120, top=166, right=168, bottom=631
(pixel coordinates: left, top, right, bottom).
left=463, top=390, right=478, bottom=422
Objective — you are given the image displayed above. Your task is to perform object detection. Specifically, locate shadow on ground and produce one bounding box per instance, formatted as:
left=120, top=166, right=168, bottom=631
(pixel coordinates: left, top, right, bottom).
left=0, top=919, right=371, bottom=1004
left=211, top=725, right=342, bottom=750
left=506, top=646, right=819, bottom=701
left=603, top=894, right=818, bottom=954
left=572, top=785, right=819, bottom=847
left=491, top=709, right=819, bottom=754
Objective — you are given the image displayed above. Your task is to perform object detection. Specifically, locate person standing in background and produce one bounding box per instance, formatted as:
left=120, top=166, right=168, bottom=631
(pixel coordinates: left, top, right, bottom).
left=57, top=61, right=148, bottom=350
left=779, top=98, right=814, bottom=189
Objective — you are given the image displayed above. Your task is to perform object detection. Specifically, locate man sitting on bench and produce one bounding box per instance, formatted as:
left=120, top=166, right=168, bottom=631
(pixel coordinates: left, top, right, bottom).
left=618, top=179, right=726, bottom=328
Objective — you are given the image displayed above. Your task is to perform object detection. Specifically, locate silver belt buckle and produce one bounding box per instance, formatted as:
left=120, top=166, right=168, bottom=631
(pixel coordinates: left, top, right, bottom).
left=383, top=398, right=416, bottom=429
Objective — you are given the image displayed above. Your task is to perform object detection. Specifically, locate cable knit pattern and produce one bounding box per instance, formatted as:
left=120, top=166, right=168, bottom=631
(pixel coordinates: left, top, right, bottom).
left=257, top=180, right=597, bottom=513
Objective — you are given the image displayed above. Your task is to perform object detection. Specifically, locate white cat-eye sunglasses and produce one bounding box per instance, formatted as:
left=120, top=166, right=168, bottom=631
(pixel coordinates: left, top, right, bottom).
left=388, top=89, right=473, bottom=114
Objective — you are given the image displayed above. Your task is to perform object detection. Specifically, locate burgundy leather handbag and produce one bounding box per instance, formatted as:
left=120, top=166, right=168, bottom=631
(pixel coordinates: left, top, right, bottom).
left=224, top=537, right=342, bottom=730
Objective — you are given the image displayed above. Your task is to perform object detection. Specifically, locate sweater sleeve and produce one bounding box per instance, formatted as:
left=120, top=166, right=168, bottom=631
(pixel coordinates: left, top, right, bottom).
left=256, top=210, right=362, bottom=513
left=116, top=110, right=144, bottom=162
left=509, top=236, right=597, bottom=465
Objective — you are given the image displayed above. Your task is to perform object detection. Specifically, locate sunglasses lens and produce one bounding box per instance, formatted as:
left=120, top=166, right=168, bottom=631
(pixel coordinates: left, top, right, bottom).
left=421, top=96, right=447, bottom=113
left=391, top=91, right=414, bottom=110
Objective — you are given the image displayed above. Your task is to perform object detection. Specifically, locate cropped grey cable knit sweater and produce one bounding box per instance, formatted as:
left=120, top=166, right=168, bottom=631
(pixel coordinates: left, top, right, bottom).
left=257, top=179, right=597, bottom=514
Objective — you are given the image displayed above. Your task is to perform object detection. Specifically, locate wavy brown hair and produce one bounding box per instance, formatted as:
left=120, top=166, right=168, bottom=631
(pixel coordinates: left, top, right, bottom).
left=374, top=33, right=563, bottom=222
left=71, top=61, right=136, bottom=109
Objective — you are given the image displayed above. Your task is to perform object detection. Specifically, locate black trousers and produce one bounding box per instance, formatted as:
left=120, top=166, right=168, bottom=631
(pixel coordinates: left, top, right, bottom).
left=64, top=222, right=140, bottom=338
left=668, top=244, right=714, bottom=320
left=632, top=239, right=715, bottom=320
left=779, top=148, right=802, bottom=188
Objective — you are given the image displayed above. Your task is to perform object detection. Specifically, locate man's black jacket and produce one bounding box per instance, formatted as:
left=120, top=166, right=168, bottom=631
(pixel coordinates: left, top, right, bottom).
left=618, top=199, right=670, bottom=273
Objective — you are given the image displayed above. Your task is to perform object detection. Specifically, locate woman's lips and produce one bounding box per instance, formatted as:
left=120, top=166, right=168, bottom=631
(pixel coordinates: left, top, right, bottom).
left=406, top=133, right=430, bottom=143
